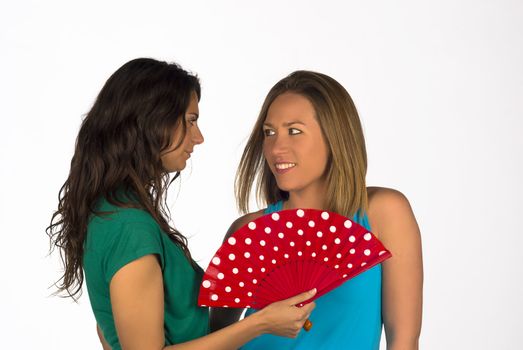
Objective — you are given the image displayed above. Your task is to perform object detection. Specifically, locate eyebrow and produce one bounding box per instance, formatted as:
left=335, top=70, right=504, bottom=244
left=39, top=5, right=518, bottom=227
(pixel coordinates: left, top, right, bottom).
left=263, top=121, right=305, bottom=127
left=186, top=113, right=199, bottom=119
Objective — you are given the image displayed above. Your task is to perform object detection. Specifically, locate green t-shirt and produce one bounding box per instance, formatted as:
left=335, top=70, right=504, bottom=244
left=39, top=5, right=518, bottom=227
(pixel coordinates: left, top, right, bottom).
left=83, top=197, right=209, bottom=349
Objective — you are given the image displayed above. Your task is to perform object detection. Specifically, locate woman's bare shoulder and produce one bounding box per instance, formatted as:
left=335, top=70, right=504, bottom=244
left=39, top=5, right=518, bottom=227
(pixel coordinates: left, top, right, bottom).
left=222, top=209, right=266, bottom=241
left=367, top=186, right=410, bottom=210
left=366, top=186, right=417, bottom=240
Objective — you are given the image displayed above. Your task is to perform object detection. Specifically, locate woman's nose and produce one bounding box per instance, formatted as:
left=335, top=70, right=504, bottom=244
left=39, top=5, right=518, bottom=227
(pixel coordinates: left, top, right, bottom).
left=269, top=133, right=289, bottom=156
left=192, top=125, right=204, bottom=145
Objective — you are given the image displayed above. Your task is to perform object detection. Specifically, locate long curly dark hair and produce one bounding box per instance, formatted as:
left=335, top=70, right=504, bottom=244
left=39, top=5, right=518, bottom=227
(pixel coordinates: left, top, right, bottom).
left=47, top=58, right=200, bottom=300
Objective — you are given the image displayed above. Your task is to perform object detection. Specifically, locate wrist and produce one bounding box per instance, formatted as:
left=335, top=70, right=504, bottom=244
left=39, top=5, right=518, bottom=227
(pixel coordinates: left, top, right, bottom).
left=244, top=309, right=268, bottom=336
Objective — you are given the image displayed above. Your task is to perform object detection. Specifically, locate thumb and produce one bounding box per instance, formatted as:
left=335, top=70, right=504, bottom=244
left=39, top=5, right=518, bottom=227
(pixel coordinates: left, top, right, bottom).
left=284, top=288, right=317, bottom=306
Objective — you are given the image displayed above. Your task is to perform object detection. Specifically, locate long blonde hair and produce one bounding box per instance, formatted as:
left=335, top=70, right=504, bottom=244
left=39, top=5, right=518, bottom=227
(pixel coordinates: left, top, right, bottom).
left=236, top=70, right=368, bottom=218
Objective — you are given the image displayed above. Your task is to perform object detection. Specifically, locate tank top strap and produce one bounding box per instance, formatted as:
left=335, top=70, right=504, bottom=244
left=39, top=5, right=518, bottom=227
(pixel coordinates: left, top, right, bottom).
left=264, top=201, right=283, bottom=214
left=353, top=210, right=371, bottom=231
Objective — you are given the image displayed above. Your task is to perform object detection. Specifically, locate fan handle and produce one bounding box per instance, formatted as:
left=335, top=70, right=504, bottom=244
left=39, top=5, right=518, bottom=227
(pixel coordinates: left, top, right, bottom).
left=303, top=319, right=312, bottom=331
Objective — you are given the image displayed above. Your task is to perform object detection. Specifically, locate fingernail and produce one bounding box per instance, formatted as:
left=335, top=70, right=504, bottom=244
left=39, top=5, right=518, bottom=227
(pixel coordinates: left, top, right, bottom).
left=310, top=288, right=317, bottom=295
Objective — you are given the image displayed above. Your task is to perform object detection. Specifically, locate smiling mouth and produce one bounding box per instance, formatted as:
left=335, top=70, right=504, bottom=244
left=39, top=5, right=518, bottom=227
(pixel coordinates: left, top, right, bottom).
left=275, top=162, right=296, bottom=170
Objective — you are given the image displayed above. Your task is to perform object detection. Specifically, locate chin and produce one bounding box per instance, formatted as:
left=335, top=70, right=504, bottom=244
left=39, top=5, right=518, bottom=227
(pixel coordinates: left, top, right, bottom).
left=275, top=180, right=298, bottom=193
left=165, top=163, right=185, bottom=173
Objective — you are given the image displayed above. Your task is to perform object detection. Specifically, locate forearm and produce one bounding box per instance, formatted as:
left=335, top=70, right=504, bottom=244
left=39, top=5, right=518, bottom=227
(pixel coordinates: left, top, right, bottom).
left=165, top=312, right=265, bottom=350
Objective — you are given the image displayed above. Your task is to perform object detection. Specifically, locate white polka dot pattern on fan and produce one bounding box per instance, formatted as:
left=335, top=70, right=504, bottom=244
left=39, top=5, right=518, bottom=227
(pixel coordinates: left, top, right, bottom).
left=198, top=208, right=392, bottom=309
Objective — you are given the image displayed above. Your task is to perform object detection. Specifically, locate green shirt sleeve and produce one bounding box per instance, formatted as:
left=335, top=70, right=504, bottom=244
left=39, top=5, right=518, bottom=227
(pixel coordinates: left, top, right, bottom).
left=103, top=220, right=165, bottom=284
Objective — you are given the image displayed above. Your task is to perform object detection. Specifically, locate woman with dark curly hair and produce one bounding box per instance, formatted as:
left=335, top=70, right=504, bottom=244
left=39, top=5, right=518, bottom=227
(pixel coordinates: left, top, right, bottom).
left=47, top=58, right=316, bottom=350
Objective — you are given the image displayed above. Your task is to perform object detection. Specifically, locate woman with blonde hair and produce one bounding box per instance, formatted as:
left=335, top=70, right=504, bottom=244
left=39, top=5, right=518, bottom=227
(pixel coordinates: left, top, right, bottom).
left=211, top=70, right=423, bottom=349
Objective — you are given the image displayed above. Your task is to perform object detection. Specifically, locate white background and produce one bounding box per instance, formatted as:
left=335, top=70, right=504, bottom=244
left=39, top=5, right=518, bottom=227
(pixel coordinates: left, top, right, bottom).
left=1, top=0, right=522, bottom=348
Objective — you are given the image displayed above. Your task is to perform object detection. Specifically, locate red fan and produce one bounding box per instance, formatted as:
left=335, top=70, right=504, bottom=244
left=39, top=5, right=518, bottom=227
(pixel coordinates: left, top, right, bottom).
left=198, top=208, right=391, bottom=310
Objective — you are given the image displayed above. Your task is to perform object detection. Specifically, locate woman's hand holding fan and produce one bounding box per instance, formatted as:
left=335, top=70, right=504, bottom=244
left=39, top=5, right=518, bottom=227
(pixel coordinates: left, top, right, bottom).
left=199, top=208, right=392, bottom=332
left=251, top=288, right=316, bottom=337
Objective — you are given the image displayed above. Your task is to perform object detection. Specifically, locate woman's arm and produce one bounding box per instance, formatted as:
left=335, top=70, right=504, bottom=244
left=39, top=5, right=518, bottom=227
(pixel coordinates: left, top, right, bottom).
left=368, top=187, right=423, bottom=350
left=110, top=254, right=316, bottom=350
left=173, top=289, right=314, bottom=350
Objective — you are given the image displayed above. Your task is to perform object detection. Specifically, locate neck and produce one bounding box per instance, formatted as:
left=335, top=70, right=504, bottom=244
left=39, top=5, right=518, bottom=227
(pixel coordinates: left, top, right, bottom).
left=283, top=180, right=327, bottom=210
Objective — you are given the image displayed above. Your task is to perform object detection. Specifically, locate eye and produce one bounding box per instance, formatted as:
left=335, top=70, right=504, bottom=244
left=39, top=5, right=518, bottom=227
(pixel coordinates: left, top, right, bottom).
left=187, top=117, right=198, bottom=126
left=289, top=128, right=302, bottom=135
left=263, top=128, right=275, bottom=137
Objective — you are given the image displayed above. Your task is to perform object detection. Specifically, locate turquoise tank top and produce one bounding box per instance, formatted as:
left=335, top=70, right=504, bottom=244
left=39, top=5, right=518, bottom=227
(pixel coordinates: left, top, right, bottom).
left=241, top=201, right=383, bottom=350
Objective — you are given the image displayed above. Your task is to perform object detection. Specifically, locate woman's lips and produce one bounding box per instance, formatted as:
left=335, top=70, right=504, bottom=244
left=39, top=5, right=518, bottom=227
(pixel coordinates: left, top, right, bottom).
left=274, top=162, right=296, bottom=175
